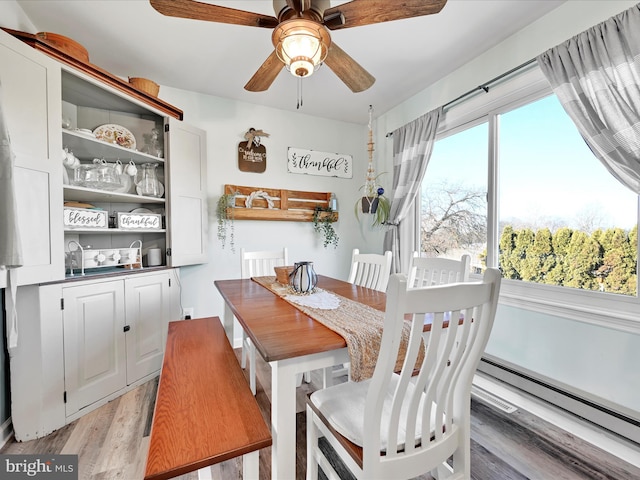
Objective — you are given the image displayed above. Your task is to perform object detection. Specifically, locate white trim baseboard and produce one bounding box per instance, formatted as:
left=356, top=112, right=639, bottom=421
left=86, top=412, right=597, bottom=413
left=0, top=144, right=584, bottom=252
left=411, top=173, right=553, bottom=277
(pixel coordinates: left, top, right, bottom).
left=0, top=417, right=13, bottom=450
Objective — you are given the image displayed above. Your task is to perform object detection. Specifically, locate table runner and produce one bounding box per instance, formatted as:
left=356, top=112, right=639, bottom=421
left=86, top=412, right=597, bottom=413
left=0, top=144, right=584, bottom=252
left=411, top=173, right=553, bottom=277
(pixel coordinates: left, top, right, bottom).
left=252, top=276, right=423, bottom=382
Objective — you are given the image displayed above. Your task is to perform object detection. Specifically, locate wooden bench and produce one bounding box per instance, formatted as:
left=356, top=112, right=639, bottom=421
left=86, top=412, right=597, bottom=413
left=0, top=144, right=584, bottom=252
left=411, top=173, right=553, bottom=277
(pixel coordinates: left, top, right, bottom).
left=144, top=317, right=272, bottom=480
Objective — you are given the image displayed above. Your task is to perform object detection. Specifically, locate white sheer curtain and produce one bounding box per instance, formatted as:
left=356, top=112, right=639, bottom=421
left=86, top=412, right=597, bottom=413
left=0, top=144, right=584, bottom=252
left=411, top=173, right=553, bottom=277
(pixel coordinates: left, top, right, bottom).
left=383, top=107, right=442, bottom=273
left=537, top=3, right=640, bottom=194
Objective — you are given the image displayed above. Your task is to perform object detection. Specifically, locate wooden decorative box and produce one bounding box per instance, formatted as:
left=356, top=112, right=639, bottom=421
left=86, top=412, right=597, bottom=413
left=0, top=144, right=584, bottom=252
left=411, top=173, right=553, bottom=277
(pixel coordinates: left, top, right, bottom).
left=63, top=207, right=108, bottom=230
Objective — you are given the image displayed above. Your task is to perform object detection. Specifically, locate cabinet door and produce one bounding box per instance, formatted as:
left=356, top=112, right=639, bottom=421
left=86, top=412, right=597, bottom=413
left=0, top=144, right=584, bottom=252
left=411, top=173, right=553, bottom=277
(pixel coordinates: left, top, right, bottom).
left=166, top=118, right=208, bottom=266
left=63, top=280, right=126, bottom=416
left=0, top=29, right=64, bottom=287
left=124, top=272, right=171, bottom=384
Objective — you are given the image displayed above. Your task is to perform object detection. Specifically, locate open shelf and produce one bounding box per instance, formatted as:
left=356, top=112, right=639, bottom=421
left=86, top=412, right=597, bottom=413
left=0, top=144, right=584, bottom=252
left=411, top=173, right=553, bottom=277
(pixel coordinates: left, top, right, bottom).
left=64, top=185, right=166, bottom=204
left=63, top=130, right=165, bottom=164
left=64, top=228, right=165, bottom=234
left=224, top=184, right=338, bottom=222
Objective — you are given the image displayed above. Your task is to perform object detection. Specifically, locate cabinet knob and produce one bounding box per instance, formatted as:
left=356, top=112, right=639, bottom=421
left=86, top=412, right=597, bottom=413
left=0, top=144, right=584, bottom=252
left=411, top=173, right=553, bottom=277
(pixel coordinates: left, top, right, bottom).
left=123, top=325, right=131, bottom=332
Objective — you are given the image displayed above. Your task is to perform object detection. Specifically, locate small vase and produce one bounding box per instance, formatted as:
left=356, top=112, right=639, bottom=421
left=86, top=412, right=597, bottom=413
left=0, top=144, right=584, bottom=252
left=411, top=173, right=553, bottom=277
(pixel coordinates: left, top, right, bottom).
left=289, top=261, right=317, bottom=293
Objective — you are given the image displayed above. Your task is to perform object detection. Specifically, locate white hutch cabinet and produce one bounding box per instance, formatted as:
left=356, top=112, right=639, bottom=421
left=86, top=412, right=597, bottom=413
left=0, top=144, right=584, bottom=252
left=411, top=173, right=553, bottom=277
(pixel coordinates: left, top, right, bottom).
left=0, top=28, right=207, bottom=440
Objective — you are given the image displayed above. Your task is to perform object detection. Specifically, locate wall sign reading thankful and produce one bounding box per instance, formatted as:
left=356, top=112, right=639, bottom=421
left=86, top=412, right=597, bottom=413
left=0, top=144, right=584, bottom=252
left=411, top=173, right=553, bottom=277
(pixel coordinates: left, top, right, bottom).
left=287, top=147, right=352, bottom=179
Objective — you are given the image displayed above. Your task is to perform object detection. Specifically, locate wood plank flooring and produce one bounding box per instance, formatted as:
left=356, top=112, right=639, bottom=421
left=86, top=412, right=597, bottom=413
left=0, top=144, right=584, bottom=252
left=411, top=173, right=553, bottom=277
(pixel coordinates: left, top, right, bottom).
left=2, top=349, right=640, bottom=480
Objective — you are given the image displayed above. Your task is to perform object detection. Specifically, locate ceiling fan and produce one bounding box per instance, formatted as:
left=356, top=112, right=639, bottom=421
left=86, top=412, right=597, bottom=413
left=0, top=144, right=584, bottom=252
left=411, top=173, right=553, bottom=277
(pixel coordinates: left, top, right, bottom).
left=150, top=0, right=447, bottom=93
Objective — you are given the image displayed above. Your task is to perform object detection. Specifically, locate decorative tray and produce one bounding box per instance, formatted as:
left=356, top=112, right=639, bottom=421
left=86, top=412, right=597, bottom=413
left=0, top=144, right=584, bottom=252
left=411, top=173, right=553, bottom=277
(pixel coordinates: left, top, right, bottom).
left=93, top=124, right=136, bottom=150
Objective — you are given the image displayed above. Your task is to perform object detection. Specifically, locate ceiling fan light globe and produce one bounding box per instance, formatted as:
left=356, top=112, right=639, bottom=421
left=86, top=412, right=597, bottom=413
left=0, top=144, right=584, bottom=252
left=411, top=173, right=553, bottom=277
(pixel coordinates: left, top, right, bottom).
left=273, top=18, right=331, bottom=78
left=282, top=32, right=319, bottom=58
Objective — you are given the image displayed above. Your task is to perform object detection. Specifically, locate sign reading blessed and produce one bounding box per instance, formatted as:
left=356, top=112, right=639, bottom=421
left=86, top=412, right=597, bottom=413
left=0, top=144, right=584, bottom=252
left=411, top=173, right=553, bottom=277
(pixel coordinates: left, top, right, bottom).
left=287, top=147, right=352, bottom=178
left=63, top=207, right=108, bottom=229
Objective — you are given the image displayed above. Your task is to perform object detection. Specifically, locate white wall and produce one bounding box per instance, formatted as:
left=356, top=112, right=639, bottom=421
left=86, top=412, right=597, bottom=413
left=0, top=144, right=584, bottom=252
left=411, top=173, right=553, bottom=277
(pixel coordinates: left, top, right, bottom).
left=158, top=86, right=386, bottom=341
left=0, top=0, right=35, bottom=33
left=375, top=0, right=640, bottom=417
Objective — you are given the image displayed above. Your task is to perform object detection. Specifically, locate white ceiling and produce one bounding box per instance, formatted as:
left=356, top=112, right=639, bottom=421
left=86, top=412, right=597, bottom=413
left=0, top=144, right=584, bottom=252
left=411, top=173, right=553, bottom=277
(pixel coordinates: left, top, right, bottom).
left=15, top=0, right=566, bottom=124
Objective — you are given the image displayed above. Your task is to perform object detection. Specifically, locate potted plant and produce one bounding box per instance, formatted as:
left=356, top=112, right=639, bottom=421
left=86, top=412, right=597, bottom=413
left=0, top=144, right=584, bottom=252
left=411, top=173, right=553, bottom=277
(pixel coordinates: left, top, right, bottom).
left=216, top=192, right=238, bottom=252
left=313, top=206, right=339, bottom=248
left=356, top=178, right=391, bottom=227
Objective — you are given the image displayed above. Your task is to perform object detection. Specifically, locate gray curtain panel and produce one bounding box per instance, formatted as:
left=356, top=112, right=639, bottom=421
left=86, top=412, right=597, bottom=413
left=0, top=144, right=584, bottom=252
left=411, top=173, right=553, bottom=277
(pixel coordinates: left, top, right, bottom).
left=537, top=3, right=640, bottom=194
left=383, top=107, right=442, bottom=273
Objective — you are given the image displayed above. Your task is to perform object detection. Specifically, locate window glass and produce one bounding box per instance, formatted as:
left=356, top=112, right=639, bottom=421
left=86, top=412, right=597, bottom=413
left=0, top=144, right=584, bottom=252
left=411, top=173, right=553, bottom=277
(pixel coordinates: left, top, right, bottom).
left=419, top=122, right=488, bottom=273
left=499, top=94, right=638, bottom=296
left=420, top=93, right=638, bottom=296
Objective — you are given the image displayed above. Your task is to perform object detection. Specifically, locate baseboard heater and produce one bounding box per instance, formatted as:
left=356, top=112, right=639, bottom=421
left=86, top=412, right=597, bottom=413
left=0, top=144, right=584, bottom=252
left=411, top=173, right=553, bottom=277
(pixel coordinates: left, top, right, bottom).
left=478, top=357, right=640, bottom=446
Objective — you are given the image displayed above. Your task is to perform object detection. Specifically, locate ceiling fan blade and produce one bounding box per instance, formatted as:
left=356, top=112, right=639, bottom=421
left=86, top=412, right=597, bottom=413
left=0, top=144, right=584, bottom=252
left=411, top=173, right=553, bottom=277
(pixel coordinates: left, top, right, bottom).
left=324, top=43, right=375, bottom=93
left=245, top=51, right=284, bottom=92
left=150, top=0, right=278, bottom=28
left=323, top=0, right=447, bottom=30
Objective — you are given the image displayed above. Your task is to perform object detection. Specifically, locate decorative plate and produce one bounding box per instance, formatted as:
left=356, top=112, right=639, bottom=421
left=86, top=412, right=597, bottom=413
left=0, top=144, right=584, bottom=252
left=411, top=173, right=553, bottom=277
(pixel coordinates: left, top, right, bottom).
left=93, top=124, right=136, bottom=150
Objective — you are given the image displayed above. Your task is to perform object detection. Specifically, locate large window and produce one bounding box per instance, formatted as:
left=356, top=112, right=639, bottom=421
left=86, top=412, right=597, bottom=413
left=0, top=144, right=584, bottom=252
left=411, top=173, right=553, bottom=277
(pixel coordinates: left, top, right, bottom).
left=419, top=76, right=638, bottom=298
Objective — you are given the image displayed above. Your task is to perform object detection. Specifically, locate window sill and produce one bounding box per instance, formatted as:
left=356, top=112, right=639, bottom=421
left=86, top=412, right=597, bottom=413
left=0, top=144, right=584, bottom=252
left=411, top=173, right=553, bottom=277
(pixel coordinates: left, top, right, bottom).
left=490, top=277, right=640, bottom=335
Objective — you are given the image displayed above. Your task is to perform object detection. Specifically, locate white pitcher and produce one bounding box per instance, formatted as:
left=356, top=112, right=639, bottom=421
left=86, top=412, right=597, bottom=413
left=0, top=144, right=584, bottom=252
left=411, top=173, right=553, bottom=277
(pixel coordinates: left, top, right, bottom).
left=289, top=261, right=317, bottom=294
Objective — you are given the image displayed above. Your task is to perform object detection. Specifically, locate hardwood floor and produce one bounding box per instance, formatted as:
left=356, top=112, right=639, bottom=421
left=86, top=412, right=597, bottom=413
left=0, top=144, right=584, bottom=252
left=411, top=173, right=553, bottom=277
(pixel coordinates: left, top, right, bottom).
left=2, top=350, right=640, bottom=480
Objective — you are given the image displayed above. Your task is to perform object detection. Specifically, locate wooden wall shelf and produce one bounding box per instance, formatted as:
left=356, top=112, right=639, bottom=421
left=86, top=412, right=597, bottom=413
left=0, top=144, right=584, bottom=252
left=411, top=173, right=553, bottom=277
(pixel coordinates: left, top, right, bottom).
left=224, top=184, right=338, bottom=222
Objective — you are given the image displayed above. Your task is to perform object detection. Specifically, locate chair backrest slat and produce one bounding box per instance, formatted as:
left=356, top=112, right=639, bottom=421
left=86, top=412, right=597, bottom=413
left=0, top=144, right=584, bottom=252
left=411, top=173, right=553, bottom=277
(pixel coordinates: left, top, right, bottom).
left=408, top=253, right=471, bottom=288
left=240, top=248, right=288, bottom=279
left=347, top=248, right=392, bottom=292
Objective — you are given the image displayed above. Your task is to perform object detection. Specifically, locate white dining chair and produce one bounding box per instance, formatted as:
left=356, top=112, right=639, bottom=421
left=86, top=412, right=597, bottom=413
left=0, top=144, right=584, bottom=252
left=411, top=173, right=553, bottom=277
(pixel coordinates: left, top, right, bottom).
left=347, top=248, right=393, bottom=292
left=407, top=252, right=471, bottom=289
left=307, top=269, right=502, bottom=480
left=328, top=248, right=392, bottom=382
left=240, top=247, right=288, bottom=395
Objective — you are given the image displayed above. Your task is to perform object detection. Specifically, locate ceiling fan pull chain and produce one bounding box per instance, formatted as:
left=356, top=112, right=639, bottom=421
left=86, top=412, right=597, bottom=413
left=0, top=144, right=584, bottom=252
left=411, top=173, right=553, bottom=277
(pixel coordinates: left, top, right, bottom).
left=297, top=76, right=304, bottom=109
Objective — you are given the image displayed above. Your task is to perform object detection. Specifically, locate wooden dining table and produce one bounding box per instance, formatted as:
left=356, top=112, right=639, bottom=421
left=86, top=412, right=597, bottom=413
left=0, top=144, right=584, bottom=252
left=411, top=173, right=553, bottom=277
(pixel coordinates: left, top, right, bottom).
left=214, top=275, right=386, bottom=479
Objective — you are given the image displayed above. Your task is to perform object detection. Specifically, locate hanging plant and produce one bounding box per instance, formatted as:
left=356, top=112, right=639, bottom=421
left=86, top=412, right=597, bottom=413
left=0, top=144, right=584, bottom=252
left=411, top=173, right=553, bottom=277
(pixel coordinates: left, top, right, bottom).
left=217, top=192, right=238, bottom=253
left=355, top=184, right=391, bottom=227
left=313, top=206, right=339, bottom=248
left=355, top=106, right=391, bottom=228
